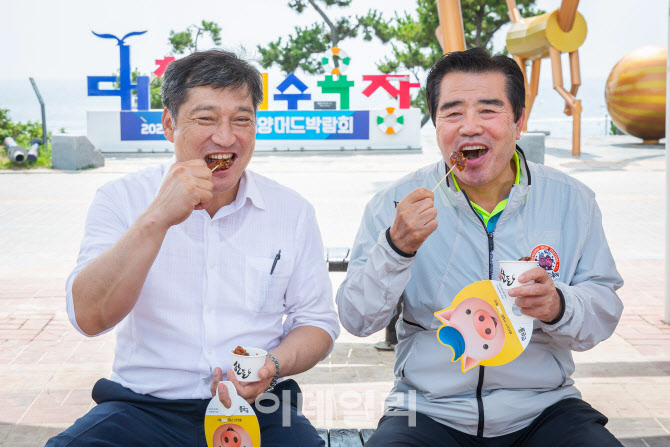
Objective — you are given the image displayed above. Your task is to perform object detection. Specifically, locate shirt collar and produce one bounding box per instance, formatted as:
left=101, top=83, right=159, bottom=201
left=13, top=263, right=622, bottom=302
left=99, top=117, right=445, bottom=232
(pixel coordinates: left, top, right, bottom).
left=237, top=170, right=266, bottom=211
left=157, top=156, right=266, bottom=212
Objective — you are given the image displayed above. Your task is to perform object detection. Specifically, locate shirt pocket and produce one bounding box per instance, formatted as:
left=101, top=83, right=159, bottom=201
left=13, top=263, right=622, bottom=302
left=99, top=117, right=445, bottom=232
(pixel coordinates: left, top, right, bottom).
left=245, top=255, right=290, bottom=313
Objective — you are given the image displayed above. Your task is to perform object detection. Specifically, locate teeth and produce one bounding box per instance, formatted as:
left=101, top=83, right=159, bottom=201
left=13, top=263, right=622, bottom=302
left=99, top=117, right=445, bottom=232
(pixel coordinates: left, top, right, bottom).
left=208, top=153, right=233, bottom=160
left=461, top=145, right=487, bottom=151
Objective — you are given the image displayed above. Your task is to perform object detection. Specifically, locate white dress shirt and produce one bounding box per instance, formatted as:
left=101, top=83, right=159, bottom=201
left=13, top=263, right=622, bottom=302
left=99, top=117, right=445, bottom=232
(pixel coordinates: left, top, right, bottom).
left=66, top=158, right=340, bottom=399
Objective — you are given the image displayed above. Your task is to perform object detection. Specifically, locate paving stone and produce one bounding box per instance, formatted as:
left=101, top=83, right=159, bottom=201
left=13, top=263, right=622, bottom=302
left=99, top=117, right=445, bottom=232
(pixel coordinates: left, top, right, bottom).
left=618, top=439, right=647, bottom=447
left=608, top=418, right=664, bottom=429
left=31, top=389, right=70, bottom=407
left=19, top=404, right=90, bottom=425
left=610, top=428, right=669, bottom=439
left=1, top=424, right=52, bottom=447
left=0, top=424, right=12, bottom=444
left=0, top=405, right=30, bottom=425
left=62, top=389, right=93, bottom=406
left=657, top=418, right=670, bottom=431
left=643, top=436, right=670, bottom=447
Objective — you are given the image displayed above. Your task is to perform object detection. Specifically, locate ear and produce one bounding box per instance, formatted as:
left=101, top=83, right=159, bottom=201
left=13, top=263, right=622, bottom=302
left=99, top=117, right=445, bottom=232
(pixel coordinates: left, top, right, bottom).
left=162, top=108, right=175, bottom=143
left=462, top=355, right=481, bottom=372
left=515, top=108, right=526, bottom=140
left=435, top=308, right=454, bottom=324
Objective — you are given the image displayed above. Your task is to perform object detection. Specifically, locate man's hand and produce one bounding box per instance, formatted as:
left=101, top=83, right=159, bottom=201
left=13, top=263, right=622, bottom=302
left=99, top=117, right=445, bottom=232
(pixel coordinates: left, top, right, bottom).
left=146, top=159, right=213, bottom=229
left=508, top=267, right=562, bottom=322
left=389, top=188, right=438, bottom=254
left=210, top=358, right=276, bottom=407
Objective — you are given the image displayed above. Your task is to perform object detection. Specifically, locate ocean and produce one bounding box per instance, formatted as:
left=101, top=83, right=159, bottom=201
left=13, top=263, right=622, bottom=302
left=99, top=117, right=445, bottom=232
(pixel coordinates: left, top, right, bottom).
left=0, top=76, right=613, bottom=137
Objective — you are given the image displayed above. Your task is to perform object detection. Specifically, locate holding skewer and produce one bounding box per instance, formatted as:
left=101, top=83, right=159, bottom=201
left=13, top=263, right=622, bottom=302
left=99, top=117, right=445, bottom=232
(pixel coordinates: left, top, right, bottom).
left=432, top=151, right=466, bottom=192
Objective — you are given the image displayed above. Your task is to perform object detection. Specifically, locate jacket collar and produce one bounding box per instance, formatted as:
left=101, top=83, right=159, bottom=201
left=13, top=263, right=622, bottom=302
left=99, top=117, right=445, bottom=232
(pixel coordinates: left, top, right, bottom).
left=436, top=145, right=532, bottom=227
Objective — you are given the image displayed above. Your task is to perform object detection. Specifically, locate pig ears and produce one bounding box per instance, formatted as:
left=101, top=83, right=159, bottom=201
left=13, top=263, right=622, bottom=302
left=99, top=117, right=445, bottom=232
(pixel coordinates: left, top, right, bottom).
left=435, top=308, right=454, bottom=325
left=462, top=355, right=480, bottom=372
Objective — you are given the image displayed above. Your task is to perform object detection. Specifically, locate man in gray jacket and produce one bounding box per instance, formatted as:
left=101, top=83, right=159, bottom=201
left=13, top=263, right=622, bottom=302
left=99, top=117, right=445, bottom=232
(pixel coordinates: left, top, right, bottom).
left=336, top=47, right=624, bottom=446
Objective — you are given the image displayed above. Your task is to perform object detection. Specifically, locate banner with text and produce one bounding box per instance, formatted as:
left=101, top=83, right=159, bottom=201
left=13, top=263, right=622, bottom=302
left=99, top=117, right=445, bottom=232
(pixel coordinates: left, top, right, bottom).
left=256, top=111, right=369, bottom=140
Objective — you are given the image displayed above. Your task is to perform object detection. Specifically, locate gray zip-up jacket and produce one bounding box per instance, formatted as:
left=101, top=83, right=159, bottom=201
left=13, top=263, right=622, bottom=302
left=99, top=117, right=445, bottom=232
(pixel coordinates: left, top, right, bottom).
left=336, top=148, right=624, bottom=437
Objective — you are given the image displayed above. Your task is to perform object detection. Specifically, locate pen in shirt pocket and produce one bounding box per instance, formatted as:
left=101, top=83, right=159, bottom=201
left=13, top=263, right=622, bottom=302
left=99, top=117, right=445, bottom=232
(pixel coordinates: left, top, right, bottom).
left=270, top=249, right=281, bottom=275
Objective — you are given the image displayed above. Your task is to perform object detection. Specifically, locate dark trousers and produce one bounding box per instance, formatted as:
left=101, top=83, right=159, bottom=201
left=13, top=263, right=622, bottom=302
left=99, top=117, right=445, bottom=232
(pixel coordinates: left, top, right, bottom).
left=365, top=398, right=622, bottom=447
left=45, top=378, right=324, bottom=447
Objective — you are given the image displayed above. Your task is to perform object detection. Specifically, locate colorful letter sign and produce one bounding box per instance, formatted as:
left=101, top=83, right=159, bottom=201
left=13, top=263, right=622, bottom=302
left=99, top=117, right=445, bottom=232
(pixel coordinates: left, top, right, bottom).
left=362, top=74, right=421, bottom=109
left=154, top=57, right=175, bottom=78
left=317, top=75, right=355, bottom=110
left=86, top=40, right=420, bottom=151
left=273, top=73, right=311, bottom=110
left=87, top=31, right=150, bottom=111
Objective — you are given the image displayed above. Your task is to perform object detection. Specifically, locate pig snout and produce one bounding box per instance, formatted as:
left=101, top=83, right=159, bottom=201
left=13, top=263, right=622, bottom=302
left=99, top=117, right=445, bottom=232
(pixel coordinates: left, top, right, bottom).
left=221, top=428, right=242, bottom=447
left=473, top=310, right=498, bottom=340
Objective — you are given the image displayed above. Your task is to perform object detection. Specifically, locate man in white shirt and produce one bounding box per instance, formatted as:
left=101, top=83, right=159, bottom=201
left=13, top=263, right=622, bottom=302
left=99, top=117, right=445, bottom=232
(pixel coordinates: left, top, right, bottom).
left=47, top=49, right=339, bottom=447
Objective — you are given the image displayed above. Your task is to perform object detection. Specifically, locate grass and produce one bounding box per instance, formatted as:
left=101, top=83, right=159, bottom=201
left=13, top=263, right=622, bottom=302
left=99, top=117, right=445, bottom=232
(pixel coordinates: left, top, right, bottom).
left=0, top=143, right=52, bottom=170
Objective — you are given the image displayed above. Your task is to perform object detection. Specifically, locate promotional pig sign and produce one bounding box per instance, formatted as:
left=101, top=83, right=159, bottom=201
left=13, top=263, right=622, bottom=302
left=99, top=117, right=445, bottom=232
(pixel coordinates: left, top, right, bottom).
left=205, top=381, right=261, bottom=447
left=435, top=280, right=534, bottom=373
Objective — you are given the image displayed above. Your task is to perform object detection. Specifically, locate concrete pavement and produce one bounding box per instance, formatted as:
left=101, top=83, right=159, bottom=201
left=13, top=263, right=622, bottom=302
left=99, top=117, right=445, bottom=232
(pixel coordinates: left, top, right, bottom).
left=0, top=133, right=668, bottom=446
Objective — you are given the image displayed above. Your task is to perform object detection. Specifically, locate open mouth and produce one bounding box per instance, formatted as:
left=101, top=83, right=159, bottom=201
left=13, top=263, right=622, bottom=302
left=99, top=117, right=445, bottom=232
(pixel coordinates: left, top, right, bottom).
left=461, top=145, right=489, bottom=160
left=205, top=153, right=235, bottom=172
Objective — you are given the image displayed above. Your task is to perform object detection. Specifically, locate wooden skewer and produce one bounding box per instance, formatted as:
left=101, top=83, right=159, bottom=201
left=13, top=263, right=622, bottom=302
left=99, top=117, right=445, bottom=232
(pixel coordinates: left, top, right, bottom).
left=211, top=165, right=219, bottom=173
left=432, top=164, right=458, bottom=192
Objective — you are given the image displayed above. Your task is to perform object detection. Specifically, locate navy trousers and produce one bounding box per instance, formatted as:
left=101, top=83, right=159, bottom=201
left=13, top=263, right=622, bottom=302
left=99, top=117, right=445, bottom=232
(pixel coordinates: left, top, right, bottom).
left=364, top=398, right=622, bottom=447
left=45, top=378, right=324, bottom=447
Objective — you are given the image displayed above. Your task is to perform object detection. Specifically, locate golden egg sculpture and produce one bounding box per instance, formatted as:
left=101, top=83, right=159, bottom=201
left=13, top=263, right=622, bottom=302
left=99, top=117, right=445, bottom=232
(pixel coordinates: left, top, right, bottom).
left=605, top=46, right=666, bottom=143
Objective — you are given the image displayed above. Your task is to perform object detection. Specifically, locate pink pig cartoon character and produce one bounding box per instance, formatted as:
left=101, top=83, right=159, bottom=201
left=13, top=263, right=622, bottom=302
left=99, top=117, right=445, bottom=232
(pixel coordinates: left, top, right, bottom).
left=435, top=297, right=506, bottom=372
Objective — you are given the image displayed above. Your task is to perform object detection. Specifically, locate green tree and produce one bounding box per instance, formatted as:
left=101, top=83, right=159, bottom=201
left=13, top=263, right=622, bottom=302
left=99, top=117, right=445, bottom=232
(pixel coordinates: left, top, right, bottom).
left=169, top=20, right=222, bottom=55
left=151, top=20, right=224, bottom=109
left=257, top=0, right=390, bottom=74
left=375, top=0, right=544, bottom=125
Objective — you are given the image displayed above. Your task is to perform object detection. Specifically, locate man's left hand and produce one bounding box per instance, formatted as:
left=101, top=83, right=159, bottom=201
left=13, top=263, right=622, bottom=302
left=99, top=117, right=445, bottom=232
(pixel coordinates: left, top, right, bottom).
left=210, top=357, right=276, bottom=407
left=508, top=267, right=562, bottom=322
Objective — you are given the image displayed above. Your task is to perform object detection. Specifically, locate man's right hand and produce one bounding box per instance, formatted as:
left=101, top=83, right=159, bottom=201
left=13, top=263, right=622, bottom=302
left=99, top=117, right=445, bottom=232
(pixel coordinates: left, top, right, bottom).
left=389, top=187, right=438, bottom=254
left=146, top=159, right=214, bottom=229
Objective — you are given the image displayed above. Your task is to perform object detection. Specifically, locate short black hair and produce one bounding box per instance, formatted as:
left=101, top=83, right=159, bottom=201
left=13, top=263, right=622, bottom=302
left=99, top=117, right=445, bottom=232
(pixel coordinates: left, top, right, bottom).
left=161, top=49, right=263, bottom=120
left=425, top=47, right=525, bottom=126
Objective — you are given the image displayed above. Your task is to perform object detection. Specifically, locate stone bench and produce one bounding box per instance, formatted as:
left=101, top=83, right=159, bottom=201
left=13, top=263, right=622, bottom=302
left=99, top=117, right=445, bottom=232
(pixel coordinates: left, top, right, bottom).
left=317, top=429, right=375, bottom=446
left=325, top=247, right=350, bottom=272
left=315, top=428, right=653, bottom=446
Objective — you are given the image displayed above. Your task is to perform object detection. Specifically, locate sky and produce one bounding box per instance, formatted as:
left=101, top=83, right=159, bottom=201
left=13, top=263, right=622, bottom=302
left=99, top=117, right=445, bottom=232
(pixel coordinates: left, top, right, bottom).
left=0, top=0, right=667, bottom=81
left=0, top=0, right=668, bottom=135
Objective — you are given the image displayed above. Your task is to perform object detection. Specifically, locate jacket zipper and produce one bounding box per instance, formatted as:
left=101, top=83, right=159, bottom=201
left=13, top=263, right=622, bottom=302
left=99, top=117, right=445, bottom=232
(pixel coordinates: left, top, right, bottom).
left=462, top=190, right=494, bottom=437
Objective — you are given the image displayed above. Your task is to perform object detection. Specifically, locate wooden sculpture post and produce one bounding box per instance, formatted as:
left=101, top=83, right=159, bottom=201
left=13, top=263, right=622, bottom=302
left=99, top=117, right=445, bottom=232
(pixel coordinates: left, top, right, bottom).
left=435, top=0, right=466, bottom=52
left=505, top=0, right=586, bottom=156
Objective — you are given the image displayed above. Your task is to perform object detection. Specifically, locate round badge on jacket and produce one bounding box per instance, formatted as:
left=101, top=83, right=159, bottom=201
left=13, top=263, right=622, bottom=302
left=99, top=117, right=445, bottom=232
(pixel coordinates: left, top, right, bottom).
left=530, top=245, right=560, bottom=279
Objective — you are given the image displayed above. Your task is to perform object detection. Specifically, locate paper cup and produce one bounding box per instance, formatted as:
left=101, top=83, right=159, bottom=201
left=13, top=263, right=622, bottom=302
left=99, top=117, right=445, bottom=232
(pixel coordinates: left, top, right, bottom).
left=231, top=347, right=267, bottom=382
left=499, top=260, right=538, bottom=290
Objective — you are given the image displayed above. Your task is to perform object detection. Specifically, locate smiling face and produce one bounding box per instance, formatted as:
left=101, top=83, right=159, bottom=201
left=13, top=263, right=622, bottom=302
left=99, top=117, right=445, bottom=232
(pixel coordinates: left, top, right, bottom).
left=435, top=71, right=525, bottom=189
left=162, top=85, right=256, bottom=202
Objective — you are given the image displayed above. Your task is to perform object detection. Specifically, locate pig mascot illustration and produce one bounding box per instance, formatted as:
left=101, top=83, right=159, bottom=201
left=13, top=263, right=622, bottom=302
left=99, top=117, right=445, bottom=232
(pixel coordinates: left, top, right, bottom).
left=212, top=424, right=252, bottom=447
left=435, top=297, right=506, bottom=372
